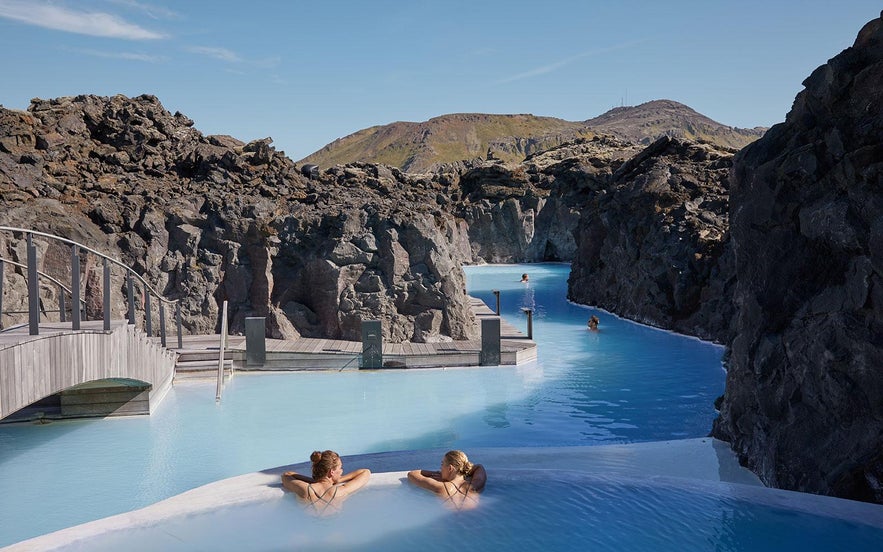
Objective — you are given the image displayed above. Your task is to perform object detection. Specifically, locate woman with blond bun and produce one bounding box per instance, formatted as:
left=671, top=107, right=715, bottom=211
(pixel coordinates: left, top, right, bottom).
left=281, top=450, right=370, bottom=515
left=407, top=450, right=486, bottom=511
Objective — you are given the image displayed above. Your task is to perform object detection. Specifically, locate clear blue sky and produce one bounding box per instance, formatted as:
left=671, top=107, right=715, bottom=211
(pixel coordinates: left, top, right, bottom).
left=0, top=1, right=879, bottom=160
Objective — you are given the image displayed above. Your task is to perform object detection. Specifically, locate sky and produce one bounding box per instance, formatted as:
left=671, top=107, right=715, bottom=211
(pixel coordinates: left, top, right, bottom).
left=0, top=1, right=880, bottom=161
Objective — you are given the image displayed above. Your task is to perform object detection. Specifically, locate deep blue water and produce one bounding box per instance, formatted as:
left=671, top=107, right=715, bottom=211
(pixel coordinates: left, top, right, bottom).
left=464, top=263, right=725, bottom=446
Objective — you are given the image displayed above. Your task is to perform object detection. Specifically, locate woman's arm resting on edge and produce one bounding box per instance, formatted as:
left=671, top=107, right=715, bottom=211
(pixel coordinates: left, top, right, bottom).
left=337, top=468, right=371, bottom=497
left=407, top=469, right=445, bottom=494
left=281, top=471, right=314, bottom=498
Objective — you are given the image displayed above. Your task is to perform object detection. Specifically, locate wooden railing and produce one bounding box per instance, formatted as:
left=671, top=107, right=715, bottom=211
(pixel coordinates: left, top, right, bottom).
left=0, top=226, right=183, bottom=348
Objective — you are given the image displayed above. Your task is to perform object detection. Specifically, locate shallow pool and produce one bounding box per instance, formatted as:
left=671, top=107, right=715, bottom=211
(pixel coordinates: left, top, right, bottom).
left=56, top=473, right=883, bottom=552
left=0, top=263, right=731, bottom=546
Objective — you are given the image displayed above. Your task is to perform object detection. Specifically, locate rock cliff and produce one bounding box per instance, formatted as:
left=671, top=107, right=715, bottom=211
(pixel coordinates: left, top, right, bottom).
left=0, top=92, right=740, bottom=345
left=713, top=14, right=883, bottom=503
left=567, top=137, right=736, bottom=342
left=0, top=95, right=477, bottom=343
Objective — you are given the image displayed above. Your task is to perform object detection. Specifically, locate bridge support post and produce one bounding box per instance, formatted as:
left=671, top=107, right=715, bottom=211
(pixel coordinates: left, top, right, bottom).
left=126, top=273, right=136, bottom=325
left=360, top=320, right=382, bottom=369
left=245, top=317, right=266, bottom=366
left=480, top=317, right=501, bottom=366
left=159, top=303, right=167, bottom=347
left=71, top=245, right=81, bottom=330
left=27, top=234, right=39, bottom=336
left=145, top=293, right=152, bottom=336
left=103, top=258, right=111, bottom=330
left=0, top=259, right=5, bottom=330
left=176, top=303, right=183, bottom=348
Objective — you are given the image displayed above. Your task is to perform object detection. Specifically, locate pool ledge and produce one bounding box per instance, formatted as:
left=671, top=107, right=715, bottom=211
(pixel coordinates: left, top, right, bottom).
left=8, top=438, right=883, bottom=551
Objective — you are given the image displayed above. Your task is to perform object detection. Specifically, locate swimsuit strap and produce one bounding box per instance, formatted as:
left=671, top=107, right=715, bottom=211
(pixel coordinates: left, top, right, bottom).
left=443, top=481, right=470, bottom=510
left=307, top=483, right=340, bottom=514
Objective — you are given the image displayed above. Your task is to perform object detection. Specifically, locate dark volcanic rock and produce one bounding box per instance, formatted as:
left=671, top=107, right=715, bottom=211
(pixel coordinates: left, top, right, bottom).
left=523, top=136, right=643, bottom=262
left=568, top=136, right=736, bottom=342
left=713, top=14, right=883, bottom=503
left=0, top=95, right=477, bottom=343
left=450, top=136, right=644, bottom=263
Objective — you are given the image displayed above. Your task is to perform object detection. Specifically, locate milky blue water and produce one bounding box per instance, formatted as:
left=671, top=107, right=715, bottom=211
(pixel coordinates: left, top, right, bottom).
left=60, top=475, right=883, bottom=552
left=2, top=263, right=724, bottom=546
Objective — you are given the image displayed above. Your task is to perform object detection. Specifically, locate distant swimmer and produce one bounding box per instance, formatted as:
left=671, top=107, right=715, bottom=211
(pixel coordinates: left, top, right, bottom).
left=587, top=315, right=600, bottom=331
left=521, top=273, right=529, bottom=283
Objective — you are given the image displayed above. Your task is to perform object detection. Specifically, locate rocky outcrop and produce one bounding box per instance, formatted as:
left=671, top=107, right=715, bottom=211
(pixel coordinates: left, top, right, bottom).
left=522, top=137, right=644, bottom=262
left=0, top=95, right=477, bottom=343
left=713, top=14, right=883, bottom=503
left=567, top=137, right=736, bottom=342
left=448, top=137, right=644, bottom=264
left=0, top=93, right=738, bottom=345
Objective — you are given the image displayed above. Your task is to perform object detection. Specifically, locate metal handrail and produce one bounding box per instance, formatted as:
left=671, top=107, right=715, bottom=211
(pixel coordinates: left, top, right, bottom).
left=0, top=226, right=178, bottom=306
left=0, top=257, right=87, bottom=306
left=0, top=226, right=183, bottom=345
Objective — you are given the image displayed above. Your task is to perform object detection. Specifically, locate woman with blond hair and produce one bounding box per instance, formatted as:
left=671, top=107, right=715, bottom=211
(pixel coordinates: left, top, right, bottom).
left=407, top=450, right=486, bottom=510
left=281, top=450, right=370, bottom=515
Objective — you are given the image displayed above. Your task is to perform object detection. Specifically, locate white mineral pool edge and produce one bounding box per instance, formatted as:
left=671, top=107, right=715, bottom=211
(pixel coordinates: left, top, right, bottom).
left=7, top=439, right=883, bottom=551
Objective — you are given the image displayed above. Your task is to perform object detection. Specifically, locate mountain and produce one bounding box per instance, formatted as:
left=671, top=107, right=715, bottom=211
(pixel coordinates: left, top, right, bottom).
left=299, top=100, right=766, bottom=172
left=300, top=113, right=593, bottom=173
left=585, top=99, right=767, bottom=149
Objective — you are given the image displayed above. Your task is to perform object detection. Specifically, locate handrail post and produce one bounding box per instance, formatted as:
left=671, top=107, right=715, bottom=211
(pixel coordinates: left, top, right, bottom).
left=521, top=308, right=533, bottom=339
left=126, top=272, right=136, bottom=325
left=27, top=233, right=39, bottom=335
left=159, top=303, right=167, bottom=347
left=216, top=300, right=228, bottom=401
left=71, top=245, right=81, bottom=330
left=492, top=289, right=500, bottom=315
left=0, top=259, right=5, bottom=330
left=58, top=284, right=66, bottom=323
left=145, top=292, right=152, bottom=336
left=176, top=302, right=183, bottom=349
left=103, top=258, right=111, bottom=330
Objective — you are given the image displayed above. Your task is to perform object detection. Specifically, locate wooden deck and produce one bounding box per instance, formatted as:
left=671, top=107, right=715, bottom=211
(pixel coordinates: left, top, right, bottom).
left=170, top=296, right=537, bottom=373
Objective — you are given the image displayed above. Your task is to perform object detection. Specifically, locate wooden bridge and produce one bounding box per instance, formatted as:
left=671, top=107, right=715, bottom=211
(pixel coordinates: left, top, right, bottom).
left=0, top=320, right=176, bottom=422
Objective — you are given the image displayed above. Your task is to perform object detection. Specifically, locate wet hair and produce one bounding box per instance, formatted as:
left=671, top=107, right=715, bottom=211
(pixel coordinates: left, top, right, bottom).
left=443, top=450, right=475, bottom=477
left=310, top=450, right=341, bottom=480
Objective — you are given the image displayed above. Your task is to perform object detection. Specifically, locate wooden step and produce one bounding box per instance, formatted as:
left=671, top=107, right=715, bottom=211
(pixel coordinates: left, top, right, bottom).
left=175, top=349, right=235, bottom=362
left=173, top=370, right=233, bottom=381
left=176, top=359, right=233, bottom=372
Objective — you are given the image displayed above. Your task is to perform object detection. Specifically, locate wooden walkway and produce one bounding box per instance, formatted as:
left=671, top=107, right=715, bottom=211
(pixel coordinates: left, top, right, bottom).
left=171, top=296, right=537, bottom=373
left=0, top=297, right=536, bottom=418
